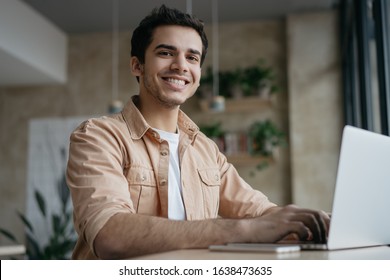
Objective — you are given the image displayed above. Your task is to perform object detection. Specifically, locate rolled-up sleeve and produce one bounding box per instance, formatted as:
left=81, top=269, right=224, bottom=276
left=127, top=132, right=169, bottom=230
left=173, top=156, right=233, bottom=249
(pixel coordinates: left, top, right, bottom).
left=216, top=149, right=277, bottom=218
left=66, top=119, right=134, bottom=255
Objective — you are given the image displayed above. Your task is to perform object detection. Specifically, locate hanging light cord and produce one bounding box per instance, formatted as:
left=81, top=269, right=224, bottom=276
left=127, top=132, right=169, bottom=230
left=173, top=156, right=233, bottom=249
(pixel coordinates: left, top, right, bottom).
left=212, top=0, right=219, bottom=97
left=112, top=0, right=119, bottom=102
left=186, top=0, right=192, bottom=15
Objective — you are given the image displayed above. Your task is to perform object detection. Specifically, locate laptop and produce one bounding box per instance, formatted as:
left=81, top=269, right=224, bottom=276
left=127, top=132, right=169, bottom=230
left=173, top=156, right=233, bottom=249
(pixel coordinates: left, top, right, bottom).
left=210, top=125, right=390, bottom=252
left=301, top=125, right=390, bottom=250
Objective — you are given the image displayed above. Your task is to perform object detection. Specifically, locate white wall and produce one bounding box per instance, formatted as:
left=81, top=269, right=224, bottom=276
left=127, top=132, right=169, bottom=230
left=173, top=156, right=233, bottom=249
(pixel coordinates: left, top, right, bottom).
left=0, top=0, right=68, bottom=86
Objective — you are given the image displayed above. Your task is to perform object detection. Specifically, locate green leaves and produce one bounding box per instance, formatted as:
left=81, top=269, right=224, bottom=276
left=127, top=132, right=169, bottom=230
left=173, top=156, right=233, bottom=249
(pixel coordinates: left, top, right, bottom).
left=198, top=59, right=279, bottom=99
left=200, top=122, right=224, bottom=138
left=248, top=120, right=287, bottom=156
left=16, top=210, right=34, bottom=233
left=58, top=174, right=70, bottom=211
left=0, top=172, right=77, bottom=259
left=0, top=228, right=18, bottom=243
left=35, top=190, right=46, bottom=217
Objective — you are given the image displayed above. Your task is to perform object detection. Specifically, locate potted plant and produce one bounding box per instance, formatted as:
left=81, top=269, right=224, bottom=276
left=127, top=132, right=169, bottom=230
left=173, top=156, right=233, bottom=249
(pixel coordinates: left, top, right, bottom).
left=0, top=172, right=77, bottom=259
left=218, top=69, right=244, bottom=99
left=248, top=119, right=286, bottom=157
left=239, top=60, right=279, bottom=99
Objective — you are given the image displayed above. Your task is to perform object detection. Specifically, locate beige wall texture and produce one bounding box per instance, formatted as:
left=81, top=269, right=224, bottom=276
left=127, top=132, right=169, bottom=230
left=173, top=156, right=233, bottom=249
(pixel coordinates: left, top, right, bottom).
left=287, top=11, right=343, bottom=212
left=0, top=10, right=342, bottom=245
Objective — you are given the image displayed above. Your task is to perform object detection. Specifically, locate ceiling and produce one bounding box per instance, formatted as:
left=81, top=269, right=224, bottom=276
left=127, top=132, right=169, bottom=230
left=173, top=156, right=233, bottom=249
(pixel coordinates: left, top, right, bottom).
left=21, top=0, right=340, bottom=34
left=1, top=0, right=339, bottom=87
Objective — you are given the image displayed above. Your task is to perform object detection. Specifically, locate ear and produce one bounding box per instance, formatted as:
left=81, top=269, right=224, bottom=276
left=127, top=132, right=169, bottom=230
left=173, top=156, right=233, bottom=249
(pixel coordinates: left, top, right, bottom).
left=130, top=56, right=143, bottom=77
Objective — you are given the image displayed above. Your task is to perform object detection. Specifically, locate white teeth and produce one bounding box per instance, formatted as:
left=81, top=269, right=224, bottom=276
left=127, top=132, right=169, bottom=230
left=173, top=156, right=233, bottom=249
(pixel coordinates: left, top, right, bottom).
left=166, top=78, right=185, bottom=86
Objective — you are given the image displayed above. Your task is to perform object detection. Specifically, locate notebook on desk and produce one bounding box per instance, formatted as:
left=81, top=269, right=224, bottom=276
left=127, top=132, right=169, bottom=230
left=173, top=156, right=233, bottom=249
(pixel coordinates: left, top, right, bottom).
left=210, top=125, right=390, bottom=252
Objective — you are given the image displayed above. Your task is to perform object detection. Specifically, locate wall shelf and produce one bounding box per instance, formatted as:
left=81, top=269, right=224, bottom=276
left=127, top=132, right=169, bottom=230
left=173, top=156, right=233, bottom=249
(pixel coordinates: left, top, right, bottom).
left=227, top=153, right=273, bottom=166
left=198, top=96, right=272, bottom=114
left=194, top=96, right=278, bottom=169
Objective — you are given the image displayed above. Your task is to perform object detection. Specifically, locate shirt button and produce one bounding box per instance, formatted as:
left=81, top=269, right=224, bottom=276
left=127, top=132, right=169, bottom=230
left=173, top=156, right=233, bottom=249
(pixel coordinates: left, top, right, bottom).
left=160, top=179, right=167, bottom=186
left=160, top=150, right=168, bottom=156
left=141, top=175, right=146, bottom=181
left=215, top=174, right=219, bottom=181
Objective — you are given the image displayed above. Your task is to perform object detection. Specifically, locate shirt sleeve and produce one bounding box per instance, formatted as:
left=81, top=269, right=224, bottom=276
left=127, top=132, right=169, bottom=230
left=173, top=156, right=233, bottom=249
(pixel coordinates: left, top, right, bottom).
left=66, top=119, right=134, bottom=256
left=215, top=146, right=277, bottom=218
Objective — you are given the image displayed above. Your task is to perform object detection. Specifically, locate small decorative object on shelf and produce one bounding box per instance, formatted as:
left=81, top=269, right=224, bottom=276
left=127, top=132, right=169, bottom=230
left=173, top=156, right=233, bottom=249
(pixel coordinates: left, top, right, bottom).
left=198, top=95, right=226, bottom=113
left=108, top=99, right=124, bottom=114
left=210, top=95, right=225, bottom=112
left=223, top=131, right=249, bottom=156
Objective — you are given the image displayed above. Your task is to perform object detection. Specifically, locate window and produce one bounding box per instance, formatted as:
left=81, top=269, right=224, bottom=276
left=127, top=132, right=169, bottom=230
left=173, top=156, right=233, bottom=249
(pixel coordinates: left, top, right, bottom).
left=340, top=0, right=390, bottom=135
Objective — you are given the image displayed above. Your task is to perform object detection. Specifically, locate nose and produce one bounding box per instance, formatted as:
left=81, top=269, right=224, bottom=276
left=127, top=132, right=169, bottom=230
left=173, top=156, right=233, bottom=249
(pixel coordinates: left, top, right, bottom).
left=170, top=54, right=189, bottom=73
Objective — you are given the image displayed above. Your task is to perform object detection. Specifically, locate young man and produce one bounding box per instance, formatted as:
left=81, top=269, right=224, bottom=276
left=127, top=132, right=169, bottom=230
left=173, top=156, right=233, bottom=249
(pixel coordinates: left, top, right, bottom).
left=66, top=5, right=329, bottom=260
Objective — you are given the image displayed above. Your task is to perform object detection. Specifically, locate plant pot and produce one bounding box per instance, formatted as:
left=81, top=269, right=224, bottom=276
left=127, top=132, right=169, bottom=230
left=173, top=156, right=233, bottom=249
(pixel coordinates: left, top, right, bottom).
left=210, top=96, right=225, bottom=112
left=258, top=86, right=271, bottom=99
left=231, top=85, right=244, bottom=99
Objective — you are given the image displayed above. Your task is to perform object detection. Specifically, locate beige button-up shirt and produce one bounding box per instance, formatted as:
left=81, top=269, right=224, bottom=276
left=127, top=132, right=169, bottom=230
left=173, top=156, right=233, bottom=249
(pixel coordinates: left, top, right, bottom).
left=66, top=96, right=276, bottom=259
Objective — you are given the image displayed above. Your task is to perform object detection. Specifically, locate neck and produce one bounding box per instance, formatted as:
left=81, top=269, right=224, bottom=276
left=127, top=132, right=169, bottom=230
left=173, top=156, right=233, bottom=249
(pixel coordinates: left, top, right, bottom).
left=137, top=95, right=180, bottom=133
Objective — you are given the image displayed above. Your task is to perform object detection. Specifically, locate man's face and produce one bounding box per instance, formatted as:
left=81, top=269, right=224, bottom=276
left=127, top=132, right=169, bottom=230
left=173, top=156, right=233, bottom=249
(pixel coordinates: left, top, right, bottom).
left=135, top=25, right=202, bottom=109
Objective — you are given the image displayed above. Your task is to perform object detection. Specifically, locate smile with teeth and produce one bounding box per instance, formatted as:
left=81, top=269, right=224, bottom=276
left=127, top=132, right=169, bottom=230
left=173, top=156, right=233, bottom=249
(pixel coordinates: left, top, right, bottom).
left=165, top=78, right=187, bottom=86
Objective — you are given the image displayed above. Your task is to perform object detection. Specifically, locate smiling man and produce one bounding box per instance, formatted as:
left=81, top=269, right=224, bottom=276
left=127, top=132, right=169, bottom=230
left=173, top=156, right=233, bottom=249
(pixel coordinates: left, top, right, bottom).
left=66, top=5, right=330, bottom=260
left=131, top=24, right=202, bottom=131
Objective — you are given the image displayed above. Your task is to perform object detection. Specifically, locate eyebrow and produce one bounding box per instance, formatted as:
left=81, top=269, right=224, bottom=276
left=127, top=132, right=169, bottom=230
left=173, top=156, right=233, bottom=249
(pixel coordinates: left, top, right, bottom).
left=154, top=44, right=201, bottom=56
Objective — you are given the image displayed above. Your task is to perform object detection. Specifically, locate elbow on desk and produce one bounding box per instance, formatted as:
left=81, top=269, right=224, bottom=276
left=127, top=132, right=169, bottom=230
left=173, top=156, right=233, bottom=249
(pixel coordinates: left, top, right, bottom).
left=94, top=229, right=130, bottom=260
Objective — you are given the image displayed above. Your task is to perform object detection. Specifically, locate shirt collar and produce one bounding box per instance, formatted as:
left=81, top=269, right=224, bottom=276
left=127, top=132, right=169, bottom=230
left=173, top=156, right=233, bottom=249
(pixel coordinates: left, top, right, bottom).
left=121, top=95, right=199, bottom=140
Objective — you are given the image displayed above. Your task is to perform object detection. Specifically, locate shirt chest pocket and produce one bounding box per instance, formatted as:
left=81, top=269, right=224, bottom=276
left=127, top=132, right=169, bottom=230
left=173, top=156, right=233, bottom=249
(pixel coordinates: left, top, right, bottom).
left=198, top=167, right=220, bottom=218
left=126, top=166, right=160, bottom=216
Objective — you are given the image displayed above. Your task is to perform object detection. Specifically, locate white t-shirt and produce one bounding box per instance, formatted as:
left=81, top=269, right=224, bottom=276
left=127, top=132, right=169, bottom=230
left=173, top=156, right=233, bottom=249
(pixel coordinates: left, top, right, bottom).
left=153, top=128, right=186, bottom=220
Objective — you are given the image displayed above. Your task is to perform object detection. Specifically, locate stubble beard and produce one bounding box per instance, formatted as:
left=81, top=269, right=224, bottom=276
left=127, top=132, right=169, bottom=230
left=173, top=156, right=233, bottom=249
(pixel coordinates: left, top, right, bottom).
left=142, top=75, right=194, bottom=109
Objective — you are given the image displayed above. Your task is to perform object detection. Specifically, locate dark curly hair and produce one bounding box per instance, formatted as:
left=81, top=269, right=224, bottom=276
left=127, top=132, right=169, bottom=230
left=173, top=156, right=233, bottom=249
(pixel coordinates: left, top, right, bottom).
left=131, top=5, right=208, bottom=66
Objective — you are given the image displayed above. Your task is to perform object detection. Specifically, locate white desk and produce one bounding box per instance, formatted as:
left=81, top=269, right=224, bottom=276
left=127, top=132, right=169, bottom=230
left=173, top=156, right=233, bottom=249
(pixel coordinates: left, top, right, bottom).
left=132, top=246, right=390, bottom=260
left=0, top=245, right=26, bottom=259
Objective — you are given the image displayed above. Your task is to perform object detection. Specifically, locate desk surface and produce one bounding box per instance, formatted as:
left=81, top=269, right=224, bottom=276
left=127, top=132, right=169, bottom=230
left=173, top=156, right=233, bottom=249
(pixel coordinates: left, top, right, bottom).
left=132, top=246, right=390, bottom=260
left=0, top=245, right=26, bottom=256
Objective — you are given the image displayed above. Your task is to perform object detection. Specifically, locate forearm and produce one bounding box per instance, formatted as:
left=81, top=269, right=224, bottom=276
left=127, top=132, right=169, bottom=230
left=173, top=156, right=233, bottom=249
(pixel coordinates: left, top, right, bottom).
left=94, top=213, right=246, bottom=259
left=94, top=205, right=330, bottom=259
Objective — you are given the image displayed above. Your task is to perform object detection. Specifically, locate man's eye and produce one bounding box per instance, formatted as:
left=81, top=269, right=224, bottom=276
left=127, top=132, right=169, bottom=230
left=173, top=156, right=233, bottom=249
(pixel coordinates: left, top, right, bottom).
left=187, top=56, right=200, bottom=62
left=159, top=51, right=173, bottom=56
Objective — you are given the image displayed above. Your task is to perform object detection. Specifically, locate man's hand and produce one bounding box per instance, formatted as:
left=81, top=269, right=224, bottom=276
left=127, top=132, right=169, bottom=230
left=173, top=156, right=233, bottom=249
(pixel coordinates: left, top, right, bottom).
left=243, top=204, right=330, bottom=244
